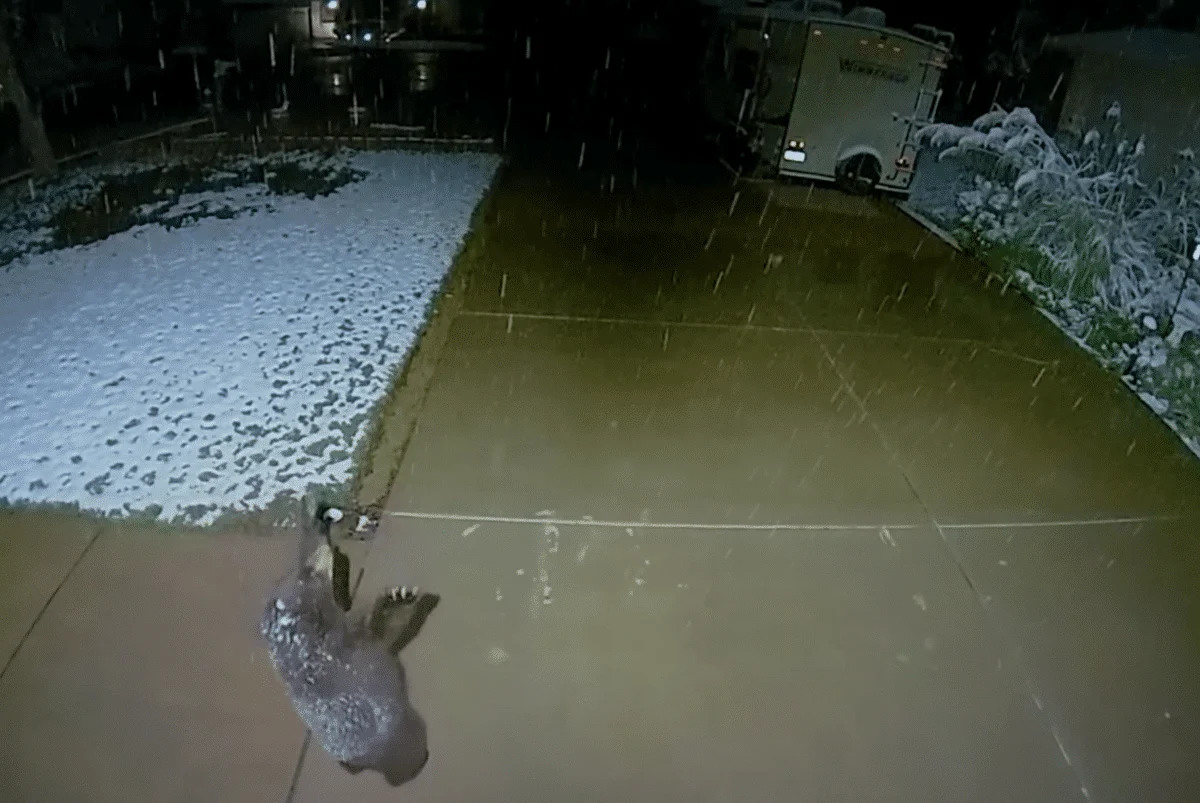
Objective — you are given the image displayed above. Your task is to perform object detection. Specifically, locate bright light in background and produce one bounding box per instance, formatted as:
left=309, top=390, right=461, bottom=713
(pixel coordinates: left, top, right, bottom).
left=416, top=0, right=427, bottom=9
left=325, top=0, right=338, bottom=8
left=363, top=31, right=373, bottom=41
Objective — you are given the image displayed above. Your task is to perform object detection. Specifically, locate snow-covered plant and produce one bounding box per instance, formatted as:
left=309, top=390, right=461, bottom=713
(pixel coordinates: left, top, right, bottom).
left=1144, top=151, right=1200, bottom=334
left=917, top=103, right=1183, bottom=315
left=920, top=107, right=1075, bottom=194
left=917, top=103, right=1200, bottom=452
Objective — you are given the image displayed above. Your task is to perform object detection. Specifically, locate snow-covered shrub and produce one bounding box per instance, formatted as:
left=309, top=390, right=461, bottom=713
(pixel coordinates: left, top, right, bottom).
left=1152, top=333, right=1200, bottom=435
left=915, top=103, right=1200, bottom=455
left=917, top=103, right=1167, bottom=313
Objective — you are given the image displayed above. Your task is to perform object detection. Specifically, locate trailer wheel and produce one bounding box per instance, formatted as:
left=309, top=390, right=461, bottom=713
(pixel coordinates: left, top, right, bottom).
left=834, top=153, right=882, bottom=196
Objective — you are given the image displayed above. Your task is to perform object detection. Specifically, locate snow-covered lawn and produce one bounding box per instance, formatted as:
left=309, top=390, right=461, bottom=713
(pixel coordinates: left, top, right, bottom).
left=0, top=149, right=499, bottom=524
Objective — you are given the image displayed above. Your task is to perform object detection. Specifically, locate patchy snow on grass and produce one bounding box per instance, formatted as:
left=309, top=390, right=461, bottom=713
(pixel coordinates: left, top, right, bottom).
left=0, top=149, right=499, bottom=524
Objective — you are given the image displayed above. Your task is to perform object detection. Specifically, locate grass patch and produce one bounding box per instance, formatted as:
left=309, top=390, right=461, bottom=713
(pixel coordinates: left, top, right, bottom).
left=0, top=480, right=352, bottom=538
left=2, top=152, right=367, bottom=269
left=0, top=484, right=319, bottom=534
left=1, top=147, right=497, bottom=531
left=1083, top=306, right=1143, bottom=362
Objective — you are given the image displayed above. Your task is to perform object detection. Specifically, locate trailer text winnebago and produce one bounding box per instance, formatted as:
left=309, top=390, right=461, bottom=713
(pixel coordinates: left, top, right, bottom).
left=702, top=1, right=953, bottom=196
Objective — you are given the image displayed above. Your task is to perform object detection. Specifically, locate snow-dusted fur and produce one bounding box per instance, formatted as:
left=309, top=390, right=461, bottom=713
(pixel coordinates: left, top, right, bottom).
left=261, top=499, right=430, bottom=786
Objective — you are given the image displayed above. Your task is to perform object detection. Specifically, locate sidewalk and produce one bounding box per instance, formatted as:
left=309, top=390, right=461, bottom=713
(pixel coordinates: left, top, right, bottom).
left=2, top=154, right=1200, bottom=802
left=0, top=510, right=303, bottom=802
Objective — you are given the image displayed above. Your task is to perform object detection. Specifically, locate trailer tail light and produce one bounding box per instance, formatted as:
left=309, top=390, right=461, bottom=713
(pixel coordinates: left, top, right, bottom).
left=783, top=139, right=806, bottom=163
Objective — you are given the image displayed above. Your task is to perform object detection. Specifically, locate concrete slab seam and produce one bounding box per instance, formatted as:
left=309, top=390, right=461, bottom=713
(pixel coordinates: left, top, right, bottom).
left=379, top=510, right=1179, bottom=532
left=933, top=517, right=1094, bottom=803
left=0, top=526, right=103, bottom=685
left=383, top=510, right=916, bottom=530
left=459, top=309, right=1052, bottom=364
left=806, top=322, right=1093, bottom=798
left=942, top=514, right=1189, bottom=530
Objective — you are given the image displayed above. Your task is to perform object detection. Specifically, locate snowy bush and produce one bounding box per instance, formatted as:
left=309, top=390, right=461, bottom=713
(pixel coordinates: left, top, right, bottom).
left=917, top=103, right=1173, bottom=315
left=915, top=104, right=1200, bottom=457
left=1152, top=333, right=1200, bottom=436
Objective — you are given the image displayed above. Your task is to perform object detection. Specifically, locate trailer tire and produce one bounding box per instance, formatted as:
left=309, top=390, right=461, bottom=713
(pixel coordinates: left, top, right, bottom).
left=834, top=152, right=882, bottom=196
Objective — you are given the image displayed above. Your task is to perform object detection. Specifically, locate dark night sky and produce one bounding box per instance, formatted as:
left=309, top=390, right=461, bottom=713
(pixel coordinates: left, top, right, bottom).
left=853, top=0, right=1198, bottom=120
left=5, top=0, right=1200, bottom=132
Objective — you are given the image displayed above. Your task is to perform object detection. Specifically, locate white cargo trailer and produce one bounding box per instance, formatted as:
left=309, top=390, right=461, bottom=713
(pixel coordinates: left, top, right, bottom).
left=701, top=0, right=953, bottom=196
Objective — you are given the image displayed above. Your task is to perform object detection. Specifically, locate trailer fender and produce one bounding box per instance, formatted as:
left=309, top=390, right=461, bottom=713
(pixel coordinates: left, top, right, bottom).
left=836, top=144, right=884, bottom=165
left=833, top=145, right=884, bottom=195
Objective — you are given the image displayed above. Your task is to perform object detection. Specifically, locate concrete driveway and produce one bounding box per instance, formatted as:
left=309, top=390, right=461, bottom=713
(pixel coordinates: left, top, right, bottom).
left=294, top=160, right=1200, bottom=801
left=3, top=154, right=1199, bottom=803
left=0, top=511, right=304, bottom=803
